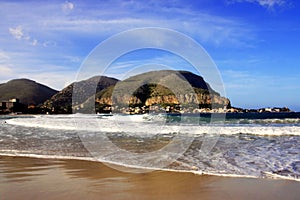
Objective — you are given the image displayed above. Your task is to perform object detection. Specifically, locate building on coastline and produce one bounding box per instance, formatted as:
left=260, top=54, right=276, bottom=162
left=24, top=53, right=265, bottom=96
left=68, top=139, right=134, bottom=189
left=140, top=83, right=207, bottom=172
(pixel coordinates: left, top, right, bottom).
left=0, top=98, right=21, bottom=113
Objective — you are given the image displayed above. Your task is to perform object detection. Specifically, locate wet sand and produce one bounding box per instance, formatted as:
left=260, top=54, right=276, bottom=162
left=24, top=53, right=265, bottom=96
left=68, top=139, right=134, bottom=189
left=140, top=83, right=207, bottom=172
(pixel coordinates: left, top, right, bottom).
left=0, top=156, right=299, bottom=200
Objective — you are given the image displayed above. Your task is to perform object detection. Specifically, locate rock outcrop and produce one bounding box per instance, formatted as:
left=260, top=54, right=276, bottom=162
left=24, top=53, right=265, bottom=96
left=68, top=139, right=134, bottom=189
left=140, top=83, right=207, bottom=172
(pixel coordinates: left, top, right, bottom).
left=89, top=70, right=230, bottom=113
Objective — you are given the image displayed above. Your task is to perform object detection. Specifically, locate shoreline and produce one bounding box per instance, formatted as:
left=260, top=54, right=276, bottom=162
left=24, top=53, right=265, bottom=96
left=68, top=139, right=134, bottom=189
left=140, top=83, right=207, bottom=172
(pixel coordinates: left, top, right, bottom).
left=1, top=153, right=299, bottom=182
left=0, top=105, right=297, bottom=116
left=0, top=155, right=299, bottom=200
left=0, top=110, right=299, bottom=117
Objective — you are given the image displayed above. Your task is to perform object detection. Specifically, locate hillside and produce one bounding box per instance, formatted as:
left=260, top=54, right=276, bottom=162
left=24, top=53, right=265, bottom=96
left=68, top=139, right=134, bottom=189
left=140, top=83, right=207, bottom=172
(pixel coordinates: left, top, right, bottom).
left=42, top=76, right=118, bottom=113
left=90, top=70, right=230, bottom=113
left=0, top=79, right=58, bottom=105
left=0, top=71, right=231, bottom=114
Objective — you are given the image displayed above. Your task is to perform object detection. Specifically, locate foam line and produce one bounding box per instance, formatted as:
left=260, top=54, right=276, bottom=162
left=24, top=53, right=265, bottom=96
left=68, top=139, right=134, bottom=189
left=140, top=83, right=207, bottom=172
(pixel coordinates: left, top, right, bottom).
left=0, top=152, right=299, bottom=182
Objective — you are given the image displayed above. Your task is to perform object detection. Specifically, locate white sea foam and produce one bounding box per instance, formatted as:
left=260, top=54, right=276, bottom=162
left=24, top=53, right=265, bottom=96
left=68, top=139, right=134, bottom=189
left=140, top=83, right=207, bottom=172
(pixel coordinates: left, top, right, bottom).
left=262, top=171, right=300, bottom=182
left=5, top=114, right=300, bottom=136
left=1, top=114, right=300, bottom=182
left=0, top=152, right=299, bottom=182
left=242, top=118, right=300, bottom=124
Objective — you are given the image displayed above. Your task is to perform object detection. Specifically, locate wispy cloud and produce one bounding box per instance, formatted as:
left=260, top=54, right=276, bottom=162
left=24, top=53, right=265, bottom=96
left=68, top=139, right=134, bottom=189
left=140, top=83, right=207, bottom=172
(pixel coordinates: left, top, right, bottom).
left=0, top=0, right=297, bottom=110
left=0, top=65, right=13, bottom=79
left=0, top=51, right=10, bottom=60
left=8, top=26, right=24, bottom=40
left=31, top=39, right=38, bottom=46
left=0, top=49, right=80, bottom=90
left=0, top=51, right=14, bottom=79
left=222, top=69, right=300, bottom=108
left=1, top=1, right=254, bottom=48
left=8, top=26, right=39, bottom=46
left=20, top=70, right=77, bottom=90
left=228, top=0, right=288, bottom=9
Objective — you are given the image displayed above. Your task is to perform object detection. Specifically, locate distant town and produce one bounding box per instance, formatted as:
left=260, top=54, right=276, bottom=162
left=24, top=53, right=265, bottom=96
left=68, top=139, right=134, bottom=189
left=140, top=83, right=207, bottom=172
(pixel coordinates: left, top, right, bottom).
left=0, top=98, right=293, bottom=115
left=0, top=98, right=25, bottom=114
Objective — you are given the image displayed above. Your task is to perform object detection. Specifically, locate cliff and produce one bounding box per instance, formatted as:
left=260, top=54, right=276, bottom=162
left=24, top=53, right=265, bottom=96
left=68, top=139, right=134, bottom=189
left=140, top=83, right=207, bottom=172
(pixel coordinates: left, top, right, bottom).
left=90, top=70, right=230, bottom=113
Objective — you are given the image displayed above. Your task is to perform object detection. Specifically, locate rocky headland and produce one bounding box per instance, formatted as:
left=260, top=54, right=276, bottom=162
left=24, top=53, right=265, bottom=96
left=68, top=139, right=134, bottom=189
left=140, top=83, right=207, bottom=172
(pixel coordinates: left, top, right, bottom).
left=0, top=70, right=294, bottom=114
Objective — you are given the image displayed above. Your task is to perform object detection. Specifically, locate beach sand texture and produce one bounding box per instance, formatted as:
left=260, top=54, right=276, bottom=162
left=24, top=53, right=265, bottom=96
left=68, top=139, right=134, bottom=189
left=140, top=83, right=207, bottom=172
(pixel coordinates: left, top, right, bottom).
left=0, top=156, right=299, bottom=200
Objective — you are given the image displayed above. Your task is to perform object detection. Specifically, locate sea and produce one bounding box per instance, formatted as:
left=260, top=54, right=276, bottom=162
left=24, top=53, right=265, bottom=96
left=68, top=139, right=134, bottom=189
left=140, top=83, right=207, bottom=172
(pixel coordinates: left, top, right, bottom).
left=0, top=112, right=299, bottom=181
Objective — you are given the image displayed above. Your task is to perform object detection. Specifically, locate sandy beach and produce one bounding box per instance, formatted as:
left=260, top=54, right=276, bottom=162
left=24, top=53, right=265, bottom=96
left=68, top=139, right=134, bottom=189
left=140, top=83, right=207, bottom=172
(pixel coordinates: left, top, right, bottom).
left=0, top=156, right=298, bottom=200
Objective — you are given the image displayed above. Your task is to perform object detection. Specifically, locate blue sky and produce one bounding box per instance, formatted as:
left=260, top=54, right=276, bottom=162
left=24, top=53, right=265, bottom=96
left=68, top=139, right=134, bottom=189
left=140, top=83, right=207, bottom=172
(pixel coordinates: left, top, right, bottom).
left=0, top=0, right=299, bottom=110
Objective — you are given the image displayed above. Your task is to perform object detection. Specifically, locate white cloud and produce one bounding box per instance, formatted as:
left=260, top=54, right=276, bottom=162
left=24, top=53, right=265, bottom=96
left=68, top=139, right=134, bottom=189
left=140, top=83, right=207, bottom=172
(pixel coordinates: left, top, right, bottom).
left=222, top=69, right=300, bottom=109
left=44, top=15, right=253, bottom=47
left=0, top=51, right=12, bottom=77
left=0, top=1, right=257, bottom=89
left=20, top=70, right=77, bottom=90
left=257, top=0, right=286, bottom=7
left=62, top=1, right=74, bottom=12
left=31, top=39, right=38, bottom=46
left=2, top=1, right=254, bottom=49
left=0, top=51, right=10, bottom=60
left=223, top=70, right=252, bottom=79
left=8, top=26, right=24, bottom=40
left=8, top=26, right=40, bottom=46
left=43, top=40, right=56, bottom=47
left=229, top=0, right=287, bottom=9
left=0, top=49, right=79, bottom=90
left=63, top=55, right=81, bottom=63
left=0, top=65, right=13, bottom=75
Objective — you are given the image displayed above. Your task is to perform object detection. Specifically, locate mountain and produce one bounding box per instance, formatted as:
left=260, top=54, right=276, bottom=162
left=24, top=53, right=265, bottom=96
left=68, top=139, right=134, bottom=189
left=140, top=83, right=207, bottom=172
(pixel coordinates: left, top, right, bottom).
left=42, top=76, right=118, bottom=113
left=0, top=78, right=58, bottom=105
left=89, top=70, right=230, bottom=113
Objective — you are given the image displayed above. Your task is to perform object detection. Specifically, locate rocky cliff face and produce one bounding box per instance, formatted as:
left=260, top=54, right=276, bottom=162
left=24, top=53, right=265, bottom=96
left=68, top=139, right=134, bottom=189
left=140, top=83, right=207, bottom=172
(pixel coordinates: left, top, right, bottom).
left=144, top=93, right=229, bottom=107
left=91, top=70, right=230, bottom=113
left=95, top=91, right=229, bottom=108
left=42, top=70, right=230, bottom=114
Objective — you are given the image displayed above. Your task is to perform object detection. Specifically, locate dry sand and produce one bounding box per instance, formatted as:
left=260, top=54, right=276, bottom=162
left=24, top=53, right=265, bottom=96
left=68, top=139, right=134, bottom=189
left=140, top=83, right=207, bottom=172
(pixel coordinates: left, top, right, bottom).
left=0, top=156, right=299, bottom=200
